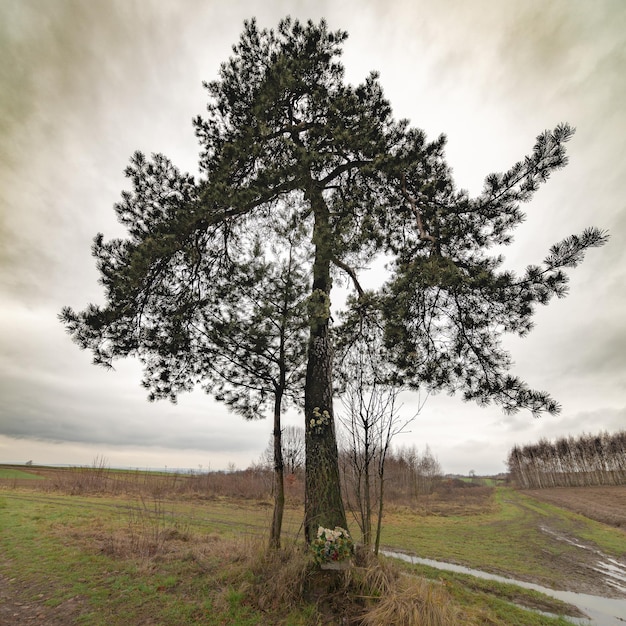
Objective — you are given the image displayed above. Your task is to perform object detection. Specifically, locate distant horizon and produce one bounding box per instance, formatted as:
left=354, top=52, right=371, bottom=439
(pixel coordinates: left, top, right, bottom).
left=2, top=460, right=509, bottom=479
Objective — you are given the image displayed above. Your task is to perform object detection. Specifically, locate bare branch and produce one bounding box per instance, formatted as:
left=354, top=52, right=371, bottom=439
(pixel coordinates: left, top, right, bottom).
left=400, top=173, right=437, bottom=245
left=332, top=256, right=364, bottom=297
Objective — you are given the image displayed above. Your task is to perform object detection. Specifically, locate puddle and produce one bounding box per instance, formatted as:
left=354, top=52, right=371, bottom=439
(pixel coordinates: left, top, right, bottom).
left=602, top=559, right=626, bottom=594
left=383, top=550, right=626, bottom=625
left=539, top=526, right=626, bottom=595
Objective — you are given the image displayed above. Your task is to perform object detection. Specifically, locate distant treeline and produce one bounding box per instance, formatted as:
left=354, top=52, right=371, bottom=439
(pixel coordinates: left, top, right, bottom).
left=507, top=430, right=626, bottom=489
left=339, top=444, right=443, bottom=505
left=31, top=444, right=444, bottom=504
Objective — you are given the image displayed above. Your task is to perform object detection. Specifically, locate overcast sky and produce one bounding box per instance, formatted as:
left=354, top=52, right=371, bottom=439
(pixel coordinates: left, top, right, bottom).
left=1, top=0, right=624, bottom=475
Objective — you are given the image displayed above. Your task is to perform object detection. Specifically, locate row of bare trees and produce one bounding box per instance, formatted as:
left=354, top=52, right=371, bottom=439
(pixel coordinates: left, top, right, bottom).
left=507, top=430, right=626, bottom=489
left=262, top=421, right=442, bottom=553
left=339, top=444, right=442, bottom=545
left=380, top=445, right=442, bottom=500
left=262, top=429, right=442, bottom=501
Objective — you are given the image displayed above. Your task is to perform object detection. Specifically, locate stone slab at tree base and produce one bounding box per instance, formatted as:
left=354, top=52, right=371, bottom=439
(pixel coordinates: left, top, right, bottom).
left=320, top=560, right=352, bottom=570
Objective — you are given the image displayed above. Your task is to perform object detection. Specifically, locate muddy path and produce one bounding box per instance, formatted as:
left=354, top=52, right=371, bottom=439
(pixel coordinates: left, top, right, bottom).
left=499, top=492, right=626, bottom=599
left=0, top=571, right=87, bottom=625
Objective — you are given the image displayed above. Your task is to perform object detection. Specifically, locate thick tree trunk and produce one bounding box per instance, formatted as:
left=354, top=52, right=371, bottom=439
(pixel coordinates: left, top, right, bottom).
left=304, top=330, right=347, bottom=542
left=304, top=183, right=348, bottom=544
left=269, top=389, right=285, bottom=549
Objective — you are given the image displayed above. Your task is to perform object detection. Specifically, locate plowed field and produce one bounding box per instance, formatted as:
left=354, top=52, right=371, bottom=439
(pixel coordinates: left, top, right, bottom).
left=524, top=485, right=626, bottom=529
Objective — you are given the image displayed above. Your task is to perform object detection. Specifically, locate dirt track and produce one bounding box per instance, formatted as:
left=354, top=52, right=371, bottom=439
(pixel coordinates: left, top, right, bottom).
left=0, top=572, right=86, bottom=625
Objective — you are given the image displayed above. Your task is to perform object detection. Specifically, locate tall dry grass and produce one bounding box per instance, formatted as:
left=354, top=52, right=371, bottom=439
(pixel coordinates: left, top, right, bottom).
left=358, top=574, right=459, bottom=625
left=226, top=541, right=462, bottom=625
left=347, top=549, right=460, bottom=625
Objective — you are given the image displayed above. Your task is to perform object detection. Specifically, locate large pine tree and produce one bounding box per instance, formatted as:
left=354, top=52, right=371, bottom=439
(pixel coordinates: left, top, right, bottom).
left=61, top=18, right=607, bottom=544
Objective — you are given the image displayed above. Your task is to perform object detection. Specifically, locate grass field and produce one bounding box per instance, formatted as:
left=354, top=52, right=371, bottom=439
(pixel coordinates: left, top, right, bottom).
left=380, top=487, right=626, bottom=589
left=1, top=466, right=625, bottom=624
left=0, top=468, right=45, bottom=480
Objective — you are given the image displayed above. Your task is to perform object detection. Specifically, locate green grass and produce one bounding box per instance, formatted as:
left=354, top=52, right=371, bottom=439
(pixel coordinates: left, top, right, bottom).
left=380, top=487, right=626, bottom=589
left=0, top=468, right=45, bottom=479
left=393, top=559, right=582, bottom=625
left=0, top=491, right=320, bottom=624
left=2, top=486, right=622, bottom=624
left=0, top=493, right=278, bottom=624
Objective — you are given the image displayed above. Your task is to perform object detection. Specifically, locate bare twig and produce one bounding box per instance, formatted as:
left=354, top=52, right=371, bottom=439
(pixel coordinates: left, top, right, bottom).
left=400, top=173, right=436, bottom=245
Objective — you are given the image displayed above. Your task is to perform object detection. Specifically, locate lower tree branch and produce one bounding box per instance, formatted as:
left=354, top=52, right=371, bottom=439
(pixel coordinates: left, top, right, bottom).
left=332, top=256, right=364, bottom=297
left=401, top=173, right=437, bottom=245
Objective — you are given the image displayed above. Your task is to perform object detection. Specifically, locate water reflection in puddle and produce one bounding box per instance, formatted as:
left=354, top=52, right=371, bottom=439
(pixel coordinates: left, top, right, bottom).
left=383, top=550, right=626, bottom=625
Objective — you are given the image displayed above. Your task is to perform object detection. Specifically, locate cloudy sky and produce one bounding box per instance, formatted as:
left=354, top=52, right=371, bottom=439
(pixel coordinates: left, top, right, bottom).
left=1, top=0, right=624, bottom=475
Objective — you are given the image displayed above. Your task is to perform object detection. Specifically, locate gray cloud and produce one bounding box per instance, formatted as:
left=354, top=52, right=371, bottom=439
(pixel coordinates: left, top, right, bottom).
left=1, top=0, right=624, bottom=471
left=0, top=359, right=270, bottom=453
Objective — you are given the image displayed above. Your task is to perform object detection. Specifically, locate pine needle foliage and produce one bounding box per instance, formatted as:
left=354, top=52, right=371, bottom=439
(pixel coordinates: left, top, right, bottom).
left=60, top=17, right=607, bottom=544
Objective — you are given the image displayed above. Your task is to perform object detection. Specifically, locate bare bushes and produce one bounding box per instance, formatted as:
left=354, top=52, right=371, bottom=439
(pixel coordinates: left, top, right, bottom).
left=102, top=494, right=191, bottom=560
left=124, top=495, right=191, bottom=558
left=180, top=466, right=277, bottom=500
left=41, top=460, right=291, bottom=501
left=47, top=455, right=115, bottom=495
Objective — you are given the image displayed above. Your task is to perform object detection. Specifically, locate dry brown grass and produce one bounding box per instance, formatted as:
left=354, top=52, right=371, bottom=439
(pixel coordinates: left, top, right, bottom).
left=2, top=463, right=495, bottom=520
left=99, top=494, right=193, bottom=559
left=359, top=575, right=460, bottom=626
left=344, top=549, right=459, bottom=626
left=181, top=535, right=463, bottom=625
left=246, top=543, right=312, bottom=612
left=5, top=462, right=305, bottom=502
left=384, top=484, right=495, bottom=519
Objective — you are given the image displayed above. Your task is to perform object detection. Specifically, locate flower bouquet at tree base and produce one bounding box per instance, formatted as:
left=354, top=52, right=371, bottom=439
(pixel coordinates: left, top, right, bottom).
left=311, top=526, right=354, bottom=570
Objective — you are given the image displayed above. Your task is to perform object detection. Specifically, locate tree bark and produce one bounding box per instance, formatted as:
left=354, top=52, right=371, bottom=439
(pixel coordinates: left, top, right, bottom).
left=374, top=472, right=384, bottom=556
left=363, top=447, right=372, bottom=549
left=304, top=182, right=348, bottom=543
left=269, top=388, right=285, bottom=549
left=304, top=333, right=347, bottom=542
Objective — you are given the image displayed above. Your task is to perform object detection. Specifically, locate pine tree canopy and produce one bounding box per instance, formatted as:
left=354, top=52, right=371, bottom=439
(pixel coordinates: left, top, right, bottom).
left=60, top=16, right=608, bottom=423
